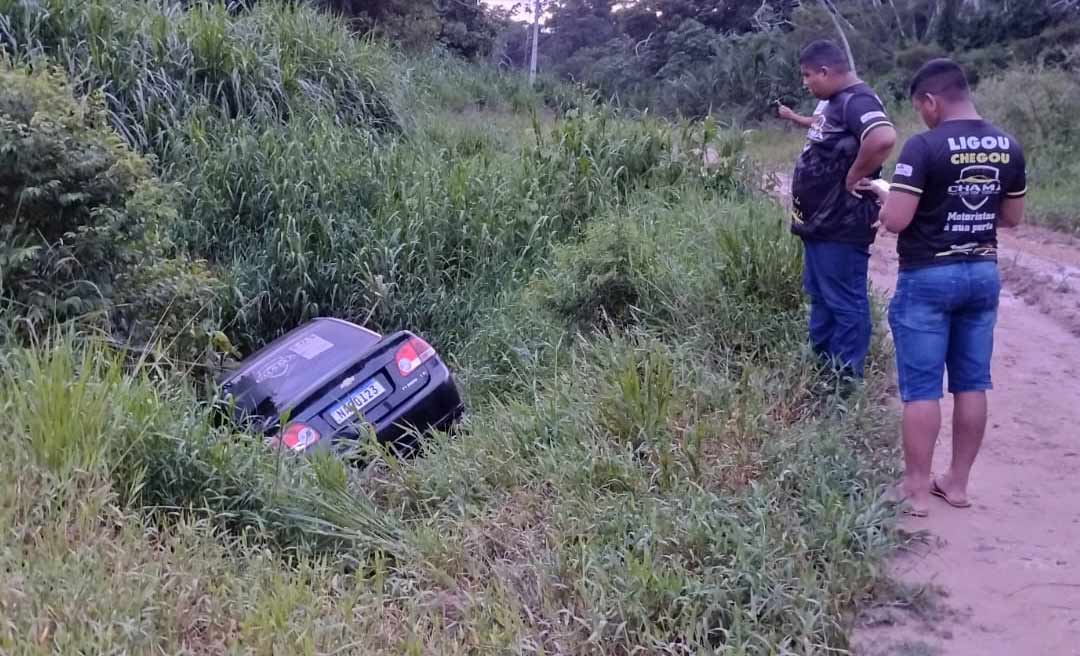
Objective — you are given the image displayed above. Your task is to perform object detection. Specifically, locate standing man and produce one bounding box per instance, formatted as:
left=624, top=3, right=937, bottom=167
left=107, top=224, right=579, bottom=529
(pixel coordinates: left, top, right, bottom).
left=859, top=59, right=1026, bottom=516
left=790, top=40, right=897, bottom=384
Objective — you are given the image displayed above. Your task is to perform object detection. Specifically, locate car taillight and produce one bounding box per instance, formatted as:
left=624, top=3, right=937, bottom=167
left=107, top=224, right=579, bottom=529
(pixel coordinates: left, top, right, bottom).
left=279, top=422, right=321, bottom=452
left=396, top=336, right=436, bottom=377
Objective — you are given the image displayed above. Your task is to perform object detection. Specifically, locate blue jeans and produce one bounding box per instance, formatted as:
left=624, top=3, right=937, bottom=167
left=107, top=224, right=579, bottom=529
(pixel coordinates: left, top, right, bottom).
left=888, top=261, right=1001, bottom=402
left=802, top=240, right=872, bottom=378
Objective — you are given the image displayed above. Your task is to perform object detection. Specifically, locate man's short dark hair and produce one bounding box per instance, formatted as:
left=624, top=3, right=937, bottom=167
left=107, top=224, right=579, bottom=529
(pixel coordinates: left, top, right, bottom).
left=799, top=40, right=850, bottom=72
left=910, top=58, right=970, bottom=100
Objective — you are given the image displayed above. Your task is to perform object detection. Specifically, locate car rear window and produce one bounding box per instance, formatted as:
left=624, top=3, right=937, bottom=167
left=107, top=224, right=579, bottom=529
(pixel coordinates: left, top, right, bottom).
left=226, top=319, right=381, bottom=413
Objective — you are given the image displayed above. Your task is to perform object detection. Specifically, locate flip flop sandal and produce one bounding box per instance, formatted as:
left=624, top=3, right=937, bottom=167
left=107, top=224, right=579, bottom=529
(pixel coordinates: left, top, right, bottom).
left=899, top=501, right=929, bottom=518
left=931, top=480, right=972, bottom=508
left=883, top=486, right=929, bottom=517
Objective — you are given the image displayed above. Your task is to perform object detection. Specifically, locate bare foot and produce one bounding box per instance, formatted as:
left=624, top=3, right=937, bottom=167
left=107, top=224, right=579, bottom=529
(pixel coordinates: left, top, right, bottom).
left=931, top=474, right=972, bottom=508
left=885, top=482, right=930, bottom=517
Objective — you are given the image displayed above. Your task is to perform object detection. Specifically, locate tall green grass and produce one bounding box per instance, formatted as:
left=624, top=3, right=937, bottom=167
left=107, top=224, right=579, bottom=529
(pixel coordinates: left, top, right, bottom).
left=1, top=332, right=409, bottom=560
left=0, top=0, right=399, bottom=148
left=1, top=276, right=899, bottom=655
left=1, top=0, right=745, bottom=356
left=403, top=48, right=589, bottom=117
left=168, top=105, right=749, bottom=353
left=976, top=64, right=1080, bottom=233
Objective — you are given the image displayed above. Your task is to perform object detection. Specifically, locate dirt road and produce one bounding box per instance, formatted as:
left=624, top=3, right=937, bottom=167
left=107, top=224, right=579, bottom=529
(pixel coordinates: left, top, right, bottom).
left=853, top=226, right=1080, bottom=655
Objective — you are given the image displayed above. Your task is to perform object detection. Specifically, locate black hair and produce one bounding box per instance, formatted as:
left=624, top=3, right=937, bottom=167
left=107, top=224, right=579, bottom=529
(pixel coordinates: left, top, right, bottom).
left=798, top=40, right=850, bottom=73
left=909, top=58, right=970, bottom=100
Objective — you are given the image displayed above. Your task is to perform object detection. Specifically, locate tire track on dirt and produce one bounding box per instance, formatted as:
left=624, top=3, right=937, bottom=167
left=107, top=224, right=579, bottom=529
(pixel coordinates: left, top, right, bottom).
left=997, top=226, right=1080, bottom=337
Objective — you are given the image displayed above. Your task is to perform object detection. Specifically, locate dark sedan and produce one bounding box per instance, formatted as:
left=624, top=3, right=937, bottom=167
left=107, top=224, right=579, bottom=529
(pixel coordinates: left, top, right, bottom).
left=218, top=318, right=463, bottom=456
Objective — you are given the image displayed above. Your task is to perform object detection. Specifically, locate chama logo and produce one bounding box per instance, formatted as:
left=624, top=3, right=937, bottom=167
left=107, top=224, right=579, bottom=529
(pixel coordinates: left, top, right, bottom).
left=948, top=165, right=1001, bottom=211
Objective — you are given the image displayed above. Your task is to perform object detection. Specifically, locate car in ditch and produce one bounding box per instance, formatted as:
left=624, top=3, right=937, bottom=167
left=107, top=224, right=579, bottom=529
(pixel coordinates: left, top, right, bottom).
left=218, top=318, right=464, bottom=456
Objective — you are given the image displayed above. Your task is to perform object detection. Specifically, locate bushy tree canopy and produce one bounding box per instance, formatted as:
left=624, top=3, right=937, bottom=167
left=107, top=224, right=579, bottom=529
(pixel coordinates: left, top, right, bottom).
left=483, top=0, right=1080, bottom=118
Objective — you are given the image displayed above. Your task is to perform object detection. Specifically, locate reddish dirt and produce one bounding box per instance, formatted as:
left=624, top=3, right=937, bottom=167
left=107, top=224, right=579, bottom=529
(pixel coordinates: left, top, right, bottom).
left=854, top=229, right=1080, bottom=656
left=997, top=226, right=1080, bottom=337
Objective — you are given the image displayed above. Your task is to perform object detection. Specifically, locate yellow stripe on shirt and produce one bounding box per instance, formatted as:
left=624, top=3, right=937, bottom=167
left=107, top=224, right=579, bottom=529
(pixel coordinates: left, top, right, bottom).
left=860, top=121, right=894, bottom=141
left=890, top=182, right=923, bottom=195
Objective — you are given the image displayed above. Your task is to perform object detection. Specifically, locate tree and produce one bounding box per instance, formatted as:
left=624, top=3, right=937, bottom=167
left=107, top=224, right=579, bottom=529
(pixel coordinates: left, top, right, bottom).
left=492, top=0, right=1080, bottom=117
left=439, top=0, right=500, bottom=58
left=545, top=0, right=618, bottom=59
left=656, top=19, right=717, bottom=81
left=314, top=0, right=441, bottom=46
left=820, top=0, right=857, bottom=72
left=312, top=0, right=504, bottom=56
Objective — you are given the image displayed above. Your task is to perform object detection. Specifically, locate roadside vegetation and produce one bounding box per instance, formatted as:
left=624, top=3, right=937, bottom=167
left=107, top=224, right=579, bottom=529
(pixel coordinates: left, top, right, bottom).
left=976, top=64, right=1080, bottom=234
left=0, top=1, right=907, bottom=653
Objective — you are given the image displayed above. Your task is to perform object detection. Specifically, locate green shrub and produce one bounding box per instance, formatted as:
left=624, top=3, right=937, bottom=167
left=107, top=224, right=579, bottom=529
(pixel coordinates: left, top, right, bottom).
left=1012, top=22, right=1080, bottom=67
left=0, top=62, right=151, bottom=325
left=538, top=192, right=802, bottom=354
left=542, top=214, right=657, bottom=329
left=977, top=63, right=1080, bottom=231
left=653, top=31, right=802, bottom=122
left=978, top=64, right=1080, bottom=153
left=112, top=255, right=227, bottom=362
left=956, top=45, right=1012, bottom=86
left=874, top=43, right=953, bottom=101
left=0, top=60, right=218, bottom=348
left=894, top=43, right=950, bottom=74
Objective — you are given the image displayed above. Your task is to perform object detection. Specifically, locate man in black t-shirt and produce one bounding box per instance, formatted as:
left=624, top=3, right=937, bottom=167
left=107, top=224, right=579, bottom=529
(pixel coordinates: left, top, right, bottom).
left=789, top=40, right=897, bottom=383
left=860, top=59, right=1026, bottom=517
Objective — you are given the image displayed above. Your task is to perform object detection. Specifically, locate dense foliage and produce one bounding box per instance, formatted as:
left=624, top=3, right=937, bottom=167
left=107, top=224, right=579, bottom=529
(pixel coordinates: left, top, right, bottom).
left=10, top=0, right=1071, bottom=121
left=494, top=0, right=1080, bottom=118
left=0, top=62, right=218, bottom=352
left=0, top=0, right=589, bottom=354
left=314, top=0, right=502, bottom=58
left=0, top=1, right=909, bottom=653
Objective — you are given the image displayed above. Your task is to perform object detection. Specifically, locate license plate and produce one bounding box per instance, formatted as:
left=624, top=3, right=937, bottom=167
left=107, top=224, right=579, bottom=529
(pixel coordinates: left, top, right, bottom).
left=329, top=379, right=387, bottom=425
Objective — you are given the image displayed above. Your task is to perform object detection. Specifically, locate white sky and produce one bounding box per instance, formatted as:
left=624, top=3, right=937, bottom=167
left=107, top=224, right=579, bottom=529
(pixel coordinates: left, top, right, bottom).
left=482, top=1, right=638, bottom=22
left=482, top=0, right=533, bottom=20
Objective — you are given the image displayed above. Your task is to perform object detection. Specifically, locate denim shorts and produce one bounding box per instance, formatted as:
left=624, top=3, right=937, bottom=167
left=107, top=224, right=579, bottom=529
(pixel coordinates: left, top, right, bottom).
left=888, top=261, right=1001, bottom=402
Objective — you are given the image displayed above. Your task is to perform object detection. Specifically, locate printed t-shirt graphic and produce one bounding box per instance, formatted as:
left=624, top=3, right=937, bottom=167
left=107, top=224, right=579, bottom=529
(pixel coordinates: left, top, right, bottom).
left=805, top=100, right=828, bottom=140
left=791, top=83, right=894, bottom=245
left=890, top=119, right=1026, bottom=269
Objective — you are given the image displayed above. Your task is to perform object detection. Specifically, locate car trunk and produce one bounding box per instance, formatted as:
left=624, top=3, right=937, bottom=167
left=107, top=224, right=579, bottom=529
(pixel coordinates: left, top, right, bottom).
left=221, top=318, right=383, bottom=426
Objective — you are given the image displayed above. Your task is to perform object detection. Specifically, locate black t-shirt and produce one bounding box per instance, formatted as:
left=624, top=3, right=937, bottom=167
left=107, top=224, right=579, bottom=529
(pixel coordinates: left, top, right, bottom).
left=791, top=82, right=893, bottom=245
left=890, top=119, right=1026, bottom=269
